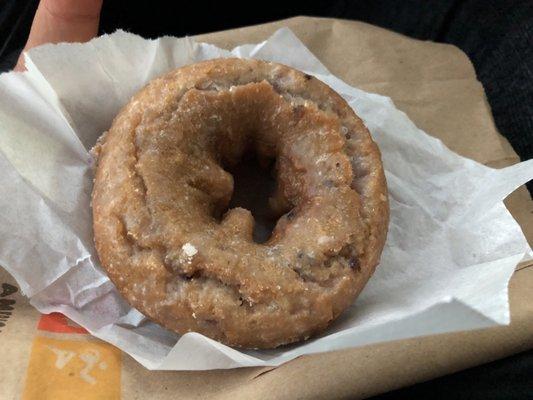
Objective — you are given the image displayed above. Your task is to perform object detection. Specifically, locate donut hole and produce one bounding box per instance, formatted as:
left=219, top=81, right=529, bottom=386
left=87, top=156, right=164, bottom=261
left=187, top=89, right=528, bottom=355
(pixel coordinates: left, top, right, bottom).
left=223, top=153, right=281, bottom=244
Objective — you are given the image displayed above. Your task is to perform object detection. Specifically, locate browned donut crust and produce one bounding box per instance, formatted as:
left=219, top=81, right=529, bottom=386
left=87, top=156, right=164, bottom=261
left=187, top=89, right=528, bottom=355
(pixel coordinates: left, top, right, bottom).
left=92, top=58, right=389, bottom=349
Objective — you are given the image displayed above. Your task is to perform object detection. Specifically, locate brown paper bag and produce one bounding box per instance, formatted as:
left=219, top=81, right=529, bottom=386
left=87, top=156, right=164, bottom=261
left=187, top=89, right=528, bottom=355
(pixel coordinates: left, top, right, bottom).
left=1, top=16, right=531, bottom=400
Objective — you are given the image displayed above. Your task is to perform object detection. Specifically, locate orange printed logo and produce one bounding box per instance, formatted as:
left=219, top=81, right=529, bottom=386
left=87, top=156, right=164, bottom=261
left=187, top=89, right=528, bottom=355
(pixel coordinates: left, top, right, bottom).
left=23, top=336, right=121, bottom=400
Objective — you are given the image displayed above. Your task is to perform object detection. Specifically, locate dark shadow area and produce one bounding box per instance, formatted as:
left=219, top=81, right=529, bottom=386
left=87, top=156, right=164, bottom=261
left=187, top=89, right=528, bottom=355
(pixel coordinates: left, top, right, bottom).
left=370, top=349, right=533, bottom=400
left=225, top=155, right=278, bottom=244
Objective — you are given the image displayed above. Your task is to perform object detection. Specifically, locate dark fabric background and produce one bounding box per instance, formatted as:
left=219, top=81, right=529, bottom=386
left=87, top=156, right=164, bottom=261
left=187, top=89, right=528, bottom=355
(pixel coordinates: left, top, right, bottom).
left=372, top=349, right=533, bottom=400
left=0, top=1, right=532, bottom=398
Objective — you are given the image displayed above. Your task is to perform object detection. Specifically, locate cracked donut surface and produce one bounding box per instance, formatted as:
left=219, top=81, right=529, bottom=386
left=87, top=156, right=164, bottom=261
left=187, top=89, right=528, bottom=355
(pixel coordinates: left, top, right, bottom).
left=92, top=58, right=389, bottom=349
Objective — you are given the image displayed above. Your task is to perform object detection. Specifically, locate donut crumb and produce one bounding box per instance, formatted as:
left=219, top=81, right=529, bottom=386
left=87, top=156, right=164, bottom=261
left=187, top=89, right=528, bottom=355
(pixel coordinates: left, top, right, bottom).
left=182, top=243, right=197, bottom=257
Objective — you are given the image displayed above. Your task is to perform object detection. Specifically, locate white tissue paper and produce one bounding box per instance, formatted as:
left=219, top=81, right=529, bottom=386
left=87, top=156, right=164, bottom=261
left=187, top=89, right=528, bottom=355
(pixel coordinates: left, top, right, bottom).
left=0, top=28, right=531, bottom=370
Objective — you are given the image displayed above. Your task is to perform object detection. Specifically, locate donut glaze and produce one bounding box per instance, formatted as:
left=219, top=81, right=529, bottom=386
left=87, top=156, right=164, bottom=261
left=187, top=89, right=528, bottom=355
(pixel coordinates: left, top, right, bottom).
left=92, top=58, right=389, bottom=348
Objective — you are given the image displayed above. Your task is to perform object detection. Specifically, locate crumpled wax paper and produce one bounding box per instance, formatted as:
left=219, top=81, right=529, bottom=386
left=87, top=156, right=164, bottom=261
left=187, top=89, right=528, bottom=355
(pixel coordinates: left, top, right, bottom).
left=0, top=28, right=531, bottom=370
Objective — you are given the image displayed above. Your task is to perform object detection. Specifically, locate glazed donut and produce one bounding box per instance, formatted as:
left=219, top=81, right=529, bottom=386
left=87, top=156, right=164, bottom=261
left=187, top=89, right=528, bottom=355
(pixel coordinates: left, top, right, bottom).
left=92, top=58, right=389, bottom=349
